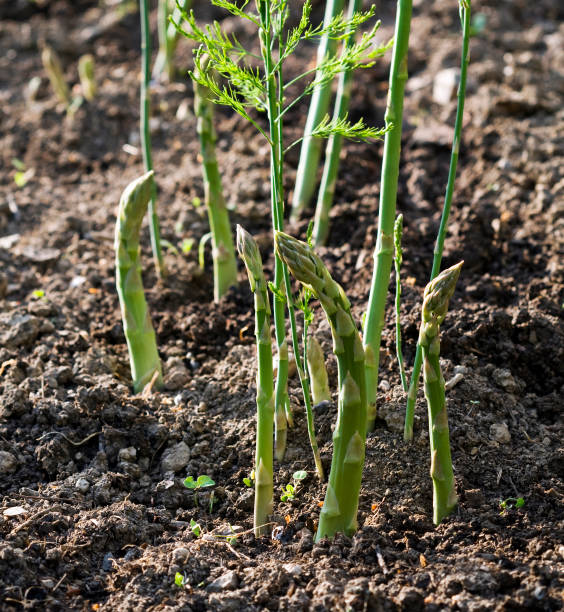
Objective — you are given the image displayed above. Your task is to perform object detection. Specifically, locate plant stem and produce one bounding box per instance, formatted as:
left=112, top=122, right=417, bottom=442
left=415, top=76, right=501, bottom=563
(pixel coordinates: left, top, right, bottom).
left=290, top=0, right=345, bottom=221
left=312, top=0, right=359, bottom=246
left=307, top=335, right=331, bottom=404
left=193, top=62, right=238, bottom=302
left=404, top=1, right=471, bottom=441
left=275, top=232, right=366, bottom=540
left=154, top=0, right=192, bottom=81
left=363, top=0, right=412, bottom=432
left=140, top=0, right=166, bottom=279
left=236, top=226, right=274, bottom=537
left=258, top=2, right=324, bottom=479
left=41, top=44, right=71, bottom=107
left=393, top=214, right=408, bottom=391
left=115, top=171, right=163, bottom=393
left=418, top=262, right=462, bottom=524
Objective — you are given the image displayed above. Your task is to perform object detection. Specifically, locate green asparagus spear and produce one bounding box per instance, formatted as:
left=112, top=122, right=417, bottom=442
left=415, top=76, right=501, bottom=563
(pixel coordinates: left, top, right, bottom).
left=154, top=0, right=192, bottom=81
left=393, top=214, right=408, bottom=391
left=41, top=44, right=71, bottom=107
left=78, top=54, right=97, bottom=101
left=236, top=226, right=274, bottom=537
left=307, top=336, right=331, bottom=405
left=275, top=232, right=366, bottom=540
left=115, top=171, right=163, bottom=393
left=193, top=59, right=238, bottom=302
left=419, top=261, right=462, bottom=524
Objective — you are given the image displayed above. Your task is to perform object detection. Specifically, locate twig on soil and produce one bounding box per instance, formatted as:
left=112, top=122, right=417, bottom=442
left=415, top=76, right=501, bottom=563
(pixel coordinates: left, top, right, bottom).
left=141, top=368, right=162, bottom=398
left=52, top=572, right=67, bottom=593
left=36, top=431, right=101, bottom=446
left=8, top=509, right=51, bottom=537
left=376, top=546, right=388, bottom=574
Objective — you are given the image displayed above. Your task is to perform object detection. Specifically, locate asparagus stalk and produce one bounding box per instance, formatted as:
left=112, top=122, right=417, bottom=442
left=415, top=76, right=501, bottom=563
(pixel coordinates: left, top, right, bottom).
left=312, top=0, right=360, bottom=246
left=307, top=336, right=331, bottom=404
left=290, top=0, right=345, bottom=221
left=115, top=171, right=163, bottom=393
left=419, top=262, right=462, bottom=524
left=393, top=214, right=408, bottom=391
left=41, top=44, right=71, bottom=107
left=140, top=0, right=166, bottom=279
left=153, top=0, right=192, bottom=81
left=363, top=0, right=413, bottom=432
left=78, top=54, right=97, bottom=101
left=236, top=226, right=274, bottom=537
left=193, top=60, right=238, bottom=302
left=275, top=232, right=366, bottom=540
left=404, top=0, right=471, bottom=441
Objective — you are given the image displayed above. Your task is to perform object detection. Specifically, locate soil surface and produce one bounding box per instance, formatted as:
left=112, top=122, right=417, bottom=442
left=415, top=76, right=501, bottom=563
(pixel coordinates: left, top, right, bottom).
left=1, top=0, right=563, bottom=610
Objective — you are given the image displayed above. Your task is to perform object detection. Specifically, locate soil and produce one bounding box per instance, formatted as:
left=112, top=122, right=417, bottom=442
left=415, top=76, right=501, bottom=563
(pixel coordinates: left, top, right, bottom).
left=0, top=0, right=563, bottom=610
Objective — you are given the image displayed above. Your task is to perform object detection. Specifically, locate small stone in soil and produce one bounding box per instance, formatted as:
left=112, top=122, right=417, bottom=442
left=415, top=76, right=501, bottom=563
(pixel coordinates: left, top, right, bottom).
left=161, top=441, right=191, bottom=473
left=75, top=477, right=90, bottom=493
left=207, top=570, right=239, bottom=592
left=0, top=451, right=18, bottom=473
left=490, top=422, right=511, bottom=444
left=118, top=447, right=137, bottom=463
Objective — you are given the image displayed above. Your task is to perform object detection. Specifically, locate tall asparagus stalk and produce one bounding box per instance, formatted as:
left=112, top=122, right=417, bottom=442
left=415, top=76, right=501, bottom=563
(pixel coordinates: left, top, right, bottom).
left=275, top=232, right=366, bottom=541
left=115, top=171, right=163, bottom=393
left=404, top=0, right=471, bottom=441
left=312, top=0, right=361, bottom=246
left=140, top=0, right=165, bottom=278
left=193, top=60, right=238, bottom=302
left=236, top=226, right=274, bottom=537
left=290, top=0, right=345, bottom=221
left=393, top=214, right=408, bottom=391
left=419, top=262, right=462, bottom=524
left=363, top=0, right=413, bottom=432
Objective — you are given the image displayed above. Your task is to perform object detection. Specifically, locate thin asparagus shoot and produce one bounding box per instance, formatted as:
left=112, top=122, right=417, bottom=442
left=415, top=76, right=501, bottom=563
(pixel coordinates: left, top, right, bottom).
left=418, top=261, right=462, bottom=524
left=393, top=214, right=408, bottom=392
left=307, top=335, right=331, bottom=404
left=312, top=0, right=361, bottom=246
left=193, top=59, right=238, bottom=302
left=404, top=0, right=471, bottom=441
left=41, top=44, right=71, bottom=107
left=290, top=0, right=345, bottom=221
left=115, top=171, right=163, bottom=393
left=140, top=0, right=166, bottom=278
left=78, top=54, right=97, bottom=101
left=275, top=232, right=366, bottom=541
left=153, top=0, right=192, bottom=81
left=236, top=226, right=274, bottom=537
left=363, top=0, right=413, bottom=432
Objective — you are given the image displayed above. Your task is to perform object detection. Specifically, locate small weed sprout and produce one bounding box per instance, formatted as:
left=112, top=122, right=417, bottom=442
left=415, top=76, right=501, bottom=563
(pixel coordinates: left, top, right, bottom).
left=174, top=572, right=187, bottom=588
left=183, top=475, right=216, bottom=507
left=189, top=518, right=201, bottom=537
left=499, top=497, right=525, bottom=513
left=281, top=470, right=308, bottom=503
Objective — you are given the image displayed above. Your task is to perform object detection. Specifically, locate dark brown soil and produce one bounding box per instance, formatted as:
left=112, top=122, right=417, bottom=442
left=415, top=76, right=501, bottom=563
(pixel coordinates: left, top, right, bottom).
left=1, top=1, right=563, bottom=610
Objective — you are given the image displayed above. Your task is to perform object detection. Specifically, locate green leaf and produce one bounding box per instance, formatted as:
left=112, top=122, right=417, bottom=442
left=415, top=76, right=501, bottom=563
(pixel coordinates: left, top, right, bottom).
left=14, top=171, right=28, bottom=188
left=11, top=158, right=25, bottom=171
left=293, top=470, right=307, bottom=481
left=181, top=238, right=195, bottom=254
left=190, top=518, right=201, bottom=537
left=515, top=497, right=525, bottom=508
left=243, top=477, right=251, bottom=487
left=32, top=289, right=45, bottom=299
left=175, top=572, right=185, bottom=587
left=197, top=475, right=216, bottom=488
left=183, top=476, right=197, bottom=489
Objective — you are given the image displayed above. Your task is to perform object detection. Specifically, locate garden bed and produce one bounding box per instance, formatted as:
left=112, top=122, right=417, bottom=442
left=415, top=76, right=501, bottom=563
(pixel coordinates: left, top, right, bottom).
left=0, top=0, right=562, bottom=609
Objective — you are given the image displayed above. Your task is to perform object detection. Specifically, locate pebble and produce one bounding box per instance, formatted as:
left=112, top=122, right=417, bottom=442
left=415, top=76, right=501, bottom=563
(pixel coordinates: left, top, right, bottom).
left=492, top=368, right=518, bottom=393
left=396, top=586, right=424, bottom=611
left=172, top=547, right=190, bottom=563
left=207, top=570, right=239, bottom=592
left=118, top=447, right=137, bottom=463
left=282, top=563, right=303, bottom=577
left=490, top=422, right=511, bottom=444
left=75, top=477, right=90, bottom=493
left=161, top=441, right=191, bottom=473
left=0, top=451, right=18, bottom=473
left=433, top=67, right=460, bottom=105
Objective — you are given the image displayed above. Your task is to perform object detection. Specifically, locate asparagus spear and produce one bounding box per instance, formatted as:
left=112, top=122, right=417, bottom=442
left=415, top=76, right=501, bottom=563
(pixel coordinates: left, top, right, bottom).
left=115, top=171, right=163, bottom=393
left=193, top=59, right=238, bottom=302
left=419, top=261, right=462, bottom=524
left=78, top=54, right=97, bottom=101
left=236, top=226, right=274, bottom=537
left=154, top=0, right=192, bottom=81
left=41, top=44, right=71, bottom=107
left=307, top=336, right=331, bottom=405
left=275, top=232, right=366, bottom=540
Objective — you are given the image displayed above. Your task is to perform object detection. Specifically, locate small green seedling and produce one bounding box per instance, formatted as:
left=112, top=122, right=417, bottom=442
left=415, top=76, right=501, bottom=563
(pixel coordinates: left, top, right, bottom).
left=181, top=238, right=195, bottom=254
left=281, top=471, right=308, bottom=502
left=183, top=474, right=215, bottom=507
left=243, top=470, right=255, bottom=488
left=499, top=497, right=525, bottom=513
left=175, top=572, right=187, bottom=588
left=32, top=289, right=45, bottom=299
left=189, top=518, right=201, bottom=537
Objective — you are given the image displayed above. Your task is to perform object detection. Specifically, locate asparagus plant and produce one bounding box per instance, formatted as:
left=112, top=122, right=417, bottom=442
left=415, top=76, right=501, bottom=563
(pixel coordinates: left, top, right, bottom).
left=363, top=0, right=413, bottom=432
left=78, top=54, right=97, bottom=101
left=275, top=232, right=367, bottom=541
left=140, top=0, right=165, bottom=278
left=236, top=226, right=274, bottom=537
left=307, top=336, right=331, bottom=404
left=290, top=0, right=344, bottom=221
left=193, top=58, right=238, bottom=302
left=115, top=171, right=163, bottom=393
left=176, top=1, right=387, bottom=480
left=393, top=214, right=408, bottom=391
left=404, top=0, right=471, bottom=441
left=153, top=0, right=192, bottom=81
left=418, top=262, right=463, bottom=524
left=41, top=44, right=71, bottom=107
